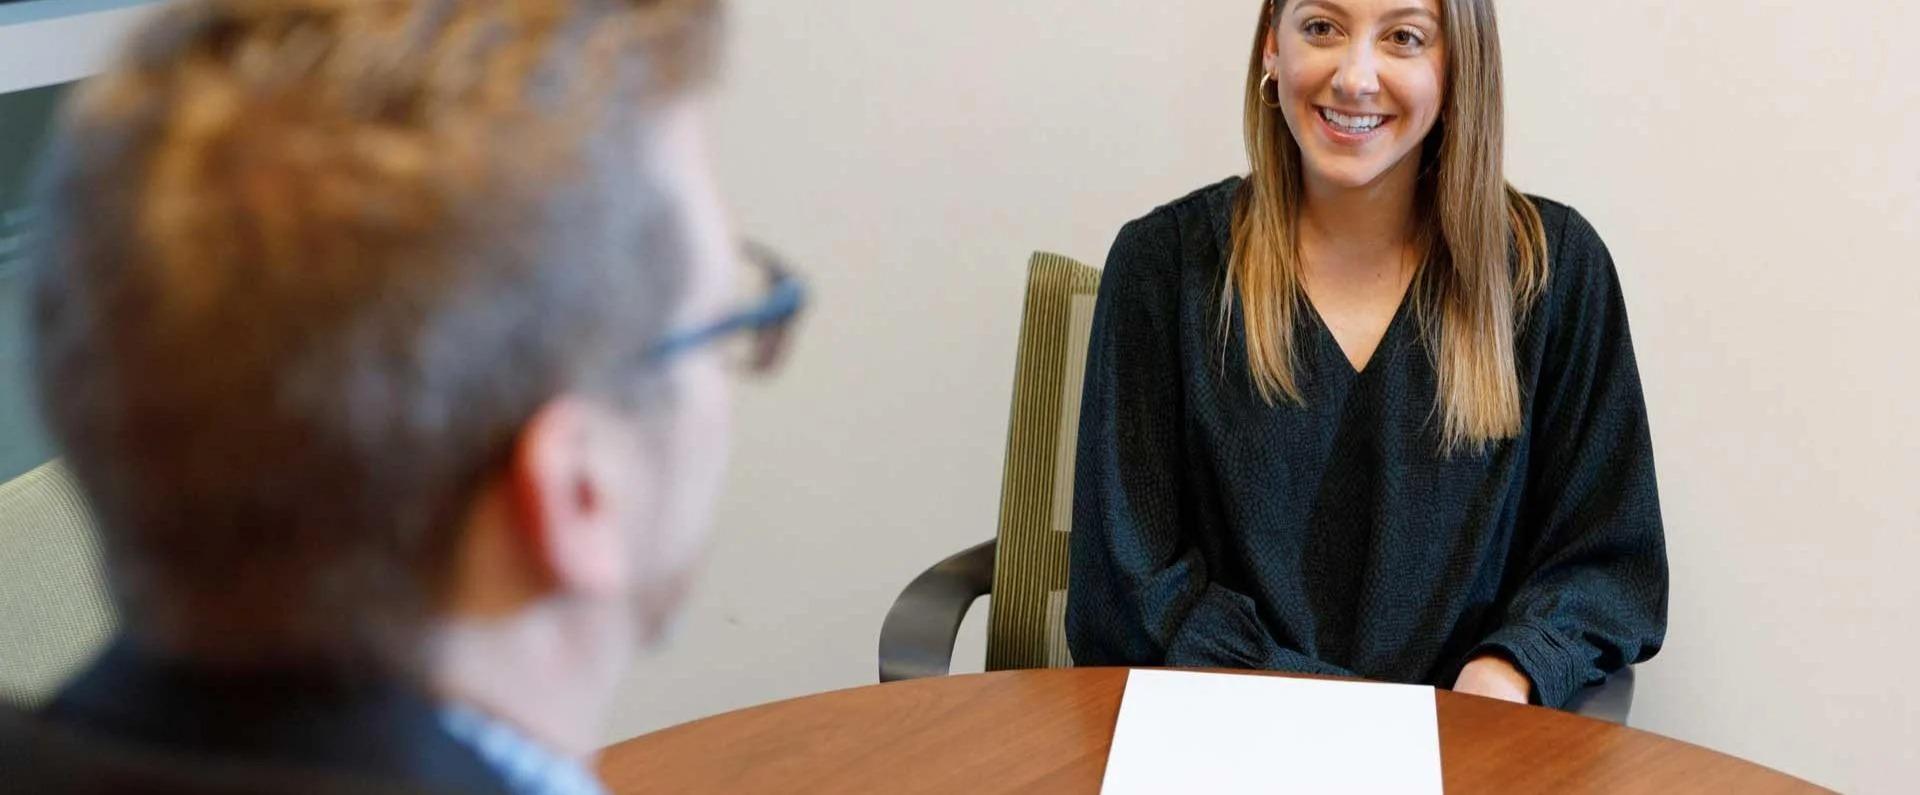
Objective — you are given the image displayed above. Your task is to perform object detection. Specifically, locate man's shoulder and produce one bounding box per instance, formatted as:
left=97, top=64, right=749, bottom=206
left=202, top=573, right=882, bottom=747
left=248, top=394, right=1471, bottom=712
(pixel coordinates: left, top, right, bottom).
left=35, top=644, right=516, bottom=795
left=3, top=704, right=461, bottom=795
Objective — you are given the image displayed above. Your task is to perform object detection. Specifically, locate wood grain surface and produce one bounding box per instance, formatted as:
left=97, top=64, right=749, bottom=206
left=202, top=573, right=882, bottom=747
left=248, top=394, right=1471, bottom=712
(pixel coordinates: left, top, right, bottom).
left=599, top=668, right=1827, bottom=794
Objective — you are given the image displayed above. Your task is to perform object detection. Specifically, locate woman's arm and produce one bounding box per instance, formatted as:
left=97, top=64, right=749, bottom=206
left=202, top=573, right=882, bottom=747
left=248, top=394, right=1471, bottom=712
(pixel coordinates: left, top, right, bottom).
left=1065, top=213, right=1350, bottom=676
left=1468, top=208, right=1670, bottom=708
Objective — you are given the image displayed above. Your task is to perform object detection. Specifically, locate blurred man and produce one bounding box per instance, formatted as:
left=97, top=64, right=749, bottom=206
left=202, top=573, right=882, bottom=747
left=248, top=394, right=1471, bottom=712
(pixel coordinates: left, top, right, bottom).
left=6, top=0, right=801, bottom=792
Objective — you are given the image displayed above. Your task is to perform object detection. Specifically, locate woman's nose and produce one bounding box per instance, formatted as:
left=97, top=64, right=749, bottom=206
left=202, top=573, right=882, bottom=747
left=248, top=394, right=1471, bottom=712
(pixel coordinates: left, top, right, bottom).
left=1333, top=44, right=1382, bottom=99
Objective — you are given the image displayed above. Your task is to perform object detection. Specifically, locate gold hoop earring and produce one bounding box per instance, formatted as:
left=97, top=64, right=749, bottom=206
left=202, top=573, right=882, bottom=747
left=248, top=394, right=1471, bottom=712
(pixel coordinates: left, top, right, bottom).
left=1259, top=73, right=1282, bottom=109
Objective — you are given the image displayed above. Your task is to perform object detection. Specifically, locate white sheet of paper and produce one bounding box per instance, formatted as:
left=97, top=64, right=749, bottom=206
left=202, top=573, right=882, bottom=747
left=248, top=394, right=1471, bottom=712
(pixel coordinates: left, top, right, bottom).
left=1100, top=669, right=1443, bottom=795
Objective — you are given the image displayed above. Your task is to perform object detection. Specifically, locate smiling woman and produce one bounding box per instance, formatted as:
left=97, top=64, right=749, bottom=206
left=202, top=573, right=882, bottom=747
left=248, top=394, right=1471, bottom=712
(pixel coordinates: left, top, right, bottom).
left=1064, top=0, right=1669, bottom=714
left=1239, top=0, right=1547, bottom=451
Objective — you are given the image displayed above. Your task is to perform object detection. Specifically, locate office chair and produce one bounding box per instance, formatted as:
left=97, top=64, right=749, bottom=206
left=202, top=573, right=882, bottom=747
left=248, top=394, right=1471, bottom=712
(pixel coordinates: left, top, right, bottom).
left=876, top=252, right=1637, bottom=725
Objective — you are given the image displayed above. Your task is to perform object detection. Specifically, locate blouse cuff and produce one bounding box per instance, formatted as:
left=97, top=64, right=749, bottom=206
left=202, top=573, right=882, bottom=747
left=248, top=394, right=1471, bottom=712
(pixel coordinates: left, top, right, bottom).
left=1166, top=586, right=1353, bottom=677
left=1165, top=586, right=1272, bottom=669
left=1473, top=622, right=1587, bottom=709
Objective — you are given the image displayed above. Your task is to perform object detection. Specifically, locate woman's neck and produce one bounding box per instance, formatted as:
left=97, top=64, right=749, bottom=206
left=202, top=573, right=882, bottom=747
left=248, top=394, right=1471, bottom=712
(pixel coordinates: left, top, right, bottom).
left=1298, top=155, right=1422, bottom=265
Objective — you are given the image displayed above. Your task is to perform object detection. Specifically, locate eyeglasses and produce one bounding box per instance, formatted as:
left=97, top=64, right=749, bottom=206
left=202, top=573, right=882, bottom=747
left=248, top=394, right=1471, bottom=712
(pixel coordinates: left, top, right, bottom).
left=648, top=240, right=807, bottom=376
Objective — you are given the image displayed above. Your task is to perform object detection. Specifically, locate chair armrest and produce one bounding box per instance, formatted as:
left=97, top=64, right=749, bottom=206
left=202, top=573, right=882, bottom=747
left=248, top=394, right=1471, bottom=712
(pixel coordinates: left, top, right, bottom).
left=1565, top=666, right=1635, bottom=725
left=878, top=540, right=996, bottom=682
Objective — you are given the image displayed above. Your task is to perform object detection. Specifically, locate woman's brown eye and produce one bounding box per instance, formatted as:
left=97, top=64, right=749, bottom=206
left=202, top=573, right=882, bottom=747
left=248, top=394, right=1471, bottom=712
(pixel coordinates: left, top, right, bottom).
left=1304, top=21, right=1336, bottom=38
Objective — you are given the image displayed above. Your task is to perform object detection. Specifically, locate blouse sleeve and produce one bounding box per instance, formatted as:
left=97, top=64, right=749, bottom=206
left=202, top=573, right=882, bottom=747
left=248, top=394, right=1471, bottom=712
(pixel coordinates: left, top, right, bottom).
left=1472, top=208, right=1671, bottom=708
left=1065, top=213, right=1352, bottom=676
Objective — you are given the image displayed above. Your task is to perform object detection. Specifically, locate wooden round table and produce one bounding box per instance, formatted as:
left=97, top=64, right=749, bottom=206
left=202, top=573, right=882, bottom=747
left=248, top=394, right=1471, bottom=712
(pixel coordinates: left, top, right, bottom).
left=599, top=668, right=1825, bottom=793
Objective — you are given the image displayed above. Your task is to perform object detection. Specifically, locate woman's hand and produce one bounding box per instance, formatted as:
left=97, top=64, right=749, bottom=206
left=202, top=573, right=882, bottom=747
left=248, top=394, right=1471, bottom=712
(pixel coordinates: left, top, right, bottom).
left=1454, top=656, right=1533, bottom=704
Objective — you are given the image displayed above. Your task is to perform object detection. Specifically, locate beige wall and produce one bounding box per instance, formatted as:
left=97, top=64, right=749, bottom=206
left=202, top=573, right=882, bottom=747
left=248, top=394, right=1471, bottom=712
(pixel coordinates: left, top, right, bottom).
left=613, top=1, right=1920, bottom=792
left=1500, top=3, right=1920, bottom=791
left=8, top=0, right=1908, bottom=791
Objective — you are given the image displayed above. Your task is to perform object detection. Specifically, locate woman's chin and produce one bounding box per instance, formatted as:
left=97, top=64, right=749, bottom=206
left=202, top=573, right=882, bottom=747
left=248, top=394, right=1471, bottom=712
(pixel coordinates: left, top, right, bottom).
left=1298, top=153, right=1413, bottom=193
left=1303, top=165, right=1389, bottom=192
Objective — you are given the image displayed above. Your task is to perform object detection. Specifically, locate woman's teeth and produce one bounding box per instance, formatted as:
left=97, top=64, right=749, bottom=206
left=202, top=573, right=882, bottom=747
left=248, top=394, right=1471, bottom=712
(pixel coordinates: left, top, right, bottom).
left=1321, top=108, right=1385, bottom=133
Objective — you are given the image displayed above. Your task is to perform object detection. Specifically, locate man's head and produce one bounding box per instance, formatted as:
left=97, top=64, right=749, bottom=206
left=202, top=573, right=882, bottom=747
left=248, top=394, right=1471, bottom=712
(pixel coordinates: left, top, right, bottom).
left=31, top=0, right=733, bottom=688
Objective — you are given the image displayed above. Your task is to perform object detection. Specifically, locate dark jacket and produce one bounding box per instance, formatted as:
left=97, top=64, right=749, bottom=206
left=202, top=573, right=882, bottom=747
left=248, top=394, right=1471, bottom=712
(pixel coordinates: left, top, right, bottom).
left=5, top=638, right=513, bottom=795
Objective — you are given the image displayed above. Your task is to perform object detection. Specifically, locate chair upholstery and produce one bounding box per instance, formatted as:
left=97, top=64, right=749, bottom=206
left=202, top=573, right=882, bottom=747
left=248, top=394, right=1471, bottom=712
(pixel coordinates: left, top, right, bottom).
left=879, top=253, right=1099, bottom=682
left=0, top=460, right=116, bottom=708
left=983, top=252, right=1100, bottom=672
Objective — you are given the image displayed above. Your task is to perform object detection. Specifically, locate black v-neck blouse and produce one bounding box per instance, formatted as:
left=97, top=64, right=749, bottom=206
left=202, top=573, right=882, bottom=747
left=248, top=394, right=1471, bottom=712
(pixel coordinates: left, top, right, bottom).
left=1064, top=177, right=1669, bottom=708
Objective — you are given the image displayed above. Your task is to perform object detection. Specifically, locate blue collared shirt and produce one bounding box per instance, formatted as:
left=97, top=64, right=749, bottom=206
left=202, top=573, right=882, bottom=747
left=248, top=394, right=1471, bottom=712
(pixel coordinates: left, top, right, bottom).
left=439, top=705, right=608, bottom=795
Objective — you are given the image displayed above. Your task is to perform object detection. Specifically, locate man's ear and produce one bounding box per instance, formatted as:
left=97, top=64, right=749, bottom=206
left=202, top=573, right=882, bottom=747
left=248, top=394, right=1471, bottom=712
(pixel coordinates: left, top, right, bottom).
left=507, top=397, right=640, bottom=598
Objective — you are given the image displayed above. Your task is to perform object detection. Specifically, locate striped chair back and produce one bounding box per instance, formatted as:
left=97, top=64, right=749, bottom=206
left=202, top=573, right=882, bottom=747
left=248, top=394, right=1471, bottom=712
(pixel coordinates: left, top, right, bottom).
left=0, top=460, right=115, bottom=707
left=984, top=252, right=1100, bottom=671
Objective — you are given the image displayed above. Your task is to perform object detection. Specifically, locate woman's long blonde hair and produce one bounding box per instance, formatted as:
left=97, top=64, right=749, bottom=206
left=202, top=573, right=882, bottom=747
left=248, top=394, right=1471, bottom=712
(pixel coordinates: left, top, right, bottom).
left=1228, top=0, right=1548, bottom=455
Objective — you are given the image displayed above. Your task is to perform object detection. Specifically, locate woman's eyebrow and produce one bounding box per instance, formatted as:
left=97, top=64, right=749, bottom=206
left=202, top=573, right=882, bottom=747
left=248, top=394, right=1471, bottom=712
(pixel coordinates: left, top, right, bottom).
left=1382, top=6, right=1442, bottom=26
left=1292, top=0, right=1348, bottom=18
left=1290, top=1, right=1440, bottom=27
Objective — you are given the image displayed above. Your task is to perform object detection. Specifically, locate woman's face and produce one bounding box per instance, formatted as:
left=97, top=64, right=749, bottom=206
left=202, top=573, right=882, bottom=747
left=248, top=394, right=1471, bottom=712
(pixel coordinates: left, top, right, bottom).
left=1266, top=0, right=1448, bottom=192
